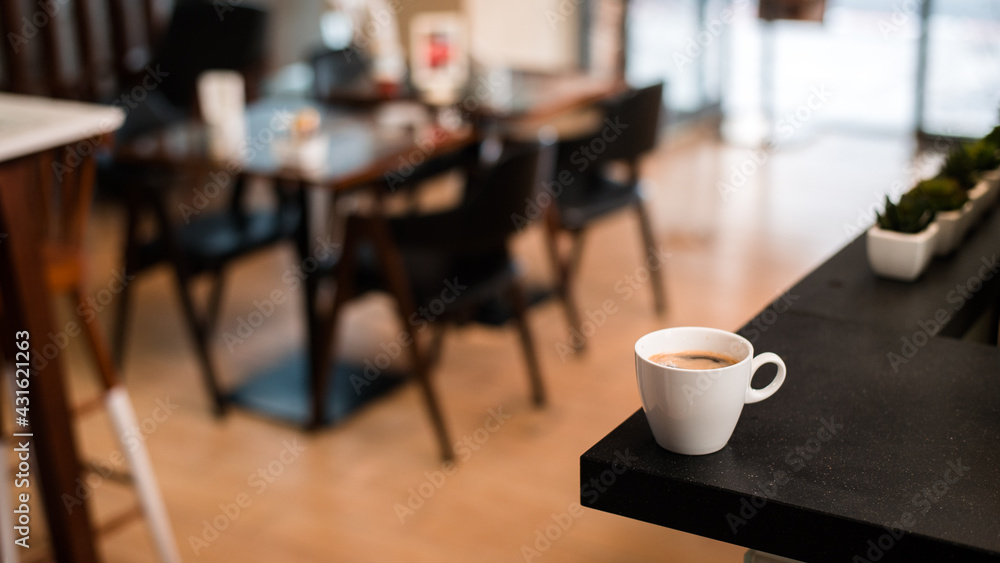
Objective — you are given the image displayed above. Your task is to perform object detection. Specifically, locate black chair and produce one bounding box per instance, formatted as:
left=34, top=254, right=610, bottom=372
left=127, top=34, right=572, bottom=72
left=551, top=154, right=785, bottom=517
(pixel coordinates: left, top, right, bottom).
left=153, top=0, right=269, bottom=111
left=546, top=83, right=667, bottom=351
left=111, top=1, right=295, bottom=416
left=310, top=47, right=373, bottom=101
left=314, top=140, right=552, bottom=459
left=114, top=168, right=301, bottom=415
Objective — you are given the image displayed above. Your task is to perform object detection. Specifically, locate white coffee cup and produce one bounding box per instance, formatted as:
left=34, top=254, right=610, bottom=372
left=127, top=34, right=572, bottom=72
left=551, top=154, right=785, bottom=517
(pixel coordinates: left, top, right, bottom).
left=635, top=327, right=786, bottom=455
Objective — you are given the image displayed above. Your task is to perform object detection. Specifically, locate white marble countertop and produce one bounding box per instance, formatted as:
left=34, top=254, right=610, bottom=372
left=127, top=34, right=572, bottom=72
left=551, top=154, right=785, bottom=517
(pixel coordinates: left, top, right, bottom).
left=0, top=94, right=125, bottom=162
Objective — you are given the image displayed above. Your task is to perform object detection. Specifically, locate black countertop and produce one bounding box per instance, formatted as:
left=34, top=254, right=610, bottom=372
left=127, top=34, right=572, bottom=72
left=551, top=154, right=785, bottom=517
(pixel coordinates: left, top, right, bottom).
left=582, top=209, right=1000, bottom=562
left=782, top=208, right=1000, bottom=339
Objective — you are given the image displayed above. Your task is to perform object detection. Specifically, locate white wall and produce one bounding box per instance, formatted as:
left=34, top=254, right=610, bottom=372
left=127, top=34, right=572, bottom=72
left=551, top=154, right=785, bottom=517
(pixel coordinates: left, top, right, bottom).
left=464, top=0, right=580, bottom=71
left=251, top=0, right=580, bottom=73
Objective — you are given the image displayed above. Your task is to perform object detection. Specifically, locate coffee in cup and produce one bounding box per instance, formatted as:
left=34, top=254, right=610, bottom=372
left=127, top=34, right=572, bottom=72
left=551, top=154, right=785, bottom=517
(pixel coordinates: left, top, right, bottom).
left=635, top=327, right=786, bottom=455
left=648, top=350, right=739, bottom=370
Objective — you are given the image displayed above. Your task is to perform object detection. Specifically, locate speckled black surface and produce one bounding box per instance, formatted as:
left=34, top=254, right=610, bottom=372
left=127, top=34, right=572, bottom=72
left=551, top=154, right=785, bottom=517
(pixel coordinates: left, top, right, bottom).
left=581, top=213, right=1000, bottom=561
left=780, top=208, right=1000, bottom=339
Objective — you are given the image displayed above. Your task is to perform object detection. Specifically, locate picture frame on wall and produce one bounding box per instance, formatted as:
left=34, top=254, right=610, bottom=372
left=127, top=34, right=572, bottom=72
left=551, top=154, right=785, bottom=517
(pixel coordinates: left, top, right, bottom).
left=409, top=12, right=469, bottom=105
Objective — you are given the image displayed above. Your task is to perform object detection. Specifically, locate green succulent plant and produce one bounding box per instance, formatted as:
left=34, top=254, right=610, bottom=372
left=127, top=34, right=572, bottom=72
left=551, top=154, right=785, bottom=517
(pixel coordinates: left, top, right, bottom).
left=876, top=192, right=935, bottom=234
left=912, top=177, right=968, bottom=212
left=983, top=125, right=1000, bottom=149
left=937, top=147, right=978, bottom=190
left=965, top=140, right=1000, bottom=172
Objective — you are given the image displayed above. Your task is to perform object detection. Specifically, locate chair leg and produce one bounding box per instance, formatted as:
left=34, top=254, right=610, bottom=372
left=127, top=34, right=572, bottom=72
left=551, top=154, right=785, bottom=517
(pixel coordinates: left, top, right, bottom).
left=112, top=272, right=133, bottom=367
left=409, top=340, right=453, bottom=461
left=71, top=287, right=120, bottom=390
left=363, top=209, right=453, bottom=460
left=171, top=273, right=227, bottom=417
left=509, top=278, right=546, bottom=407
left=114, top=206, right=140, bottom=367
left=544, top=214, right=584, bottom=352
left=428, top=323, right=446, bottom=369
left=310, top=275, right=349, bottom=431
left=563, top=230, right=586, bottom=351
left=635, top=199, right=666, bottom=315
left=204, top=268, right=226, bottom=336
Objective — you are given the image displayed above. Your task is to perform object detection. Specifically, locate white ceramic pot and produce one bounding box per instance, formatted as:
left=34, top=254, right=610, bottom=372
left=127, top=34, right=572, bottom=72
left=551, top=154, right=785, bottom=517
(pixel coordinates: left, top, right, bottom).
left=966, top=180, right=991, bottom=225
left=933, top=201, right=973, bottom=256
left=977, top=173, right=1000, bottom=211
left=981, top=168, right=1000, bottom=191
left=866, top=223, right=939, bottom=282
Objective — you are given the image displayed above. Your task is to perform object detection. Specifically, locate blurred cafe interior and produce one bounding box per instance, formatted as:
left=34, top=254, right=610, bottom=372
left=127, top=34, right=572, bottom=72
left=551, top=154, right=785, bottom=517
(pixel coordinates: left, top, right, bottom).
left=1, top=0, right=999, bottom=561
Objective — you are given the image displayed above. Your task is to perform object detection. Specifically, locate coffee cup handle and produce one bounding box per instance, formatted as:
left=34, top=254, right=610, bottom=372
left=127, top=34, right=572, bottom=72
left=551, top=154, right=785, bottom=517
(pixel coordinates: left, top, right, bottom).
left=745, top=352, right=786, bottom=404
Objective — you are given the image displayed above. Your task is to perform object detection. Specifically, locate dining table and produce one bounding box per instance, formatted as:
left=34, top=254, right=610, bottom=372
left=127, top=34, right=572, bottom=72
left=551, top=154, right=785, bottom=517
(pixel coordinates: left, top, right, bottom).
left=114, top=72, right=625, bottom=432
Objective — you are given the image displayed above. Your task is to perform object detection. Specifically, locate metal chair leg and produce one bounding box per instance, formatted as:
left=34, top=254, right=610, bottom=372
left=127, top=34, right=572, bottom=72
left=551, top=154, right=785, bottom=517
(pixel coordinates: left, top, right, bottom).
left=510, top=278, right=546, bottom=406
left=563, top=230, right=587, bottom=351
left=428, top=323, right=446, bottom=369
left=635, top=198, right=667, bottom=315
left=171, top=272, right=227, bottom=417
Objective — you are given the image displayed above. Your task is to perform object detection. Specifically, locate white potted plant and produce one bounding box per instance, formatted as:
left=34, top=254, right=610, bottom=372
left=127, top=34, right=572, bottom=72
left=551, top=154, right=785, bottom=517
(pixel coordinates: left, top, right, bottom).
left=910, top=178, right=972, bottom=255
left=969, top=133, right=1000, bottom=210
left=867, top=193, right=939, bottom=282
left=940, top=133, right=1000, bottom=224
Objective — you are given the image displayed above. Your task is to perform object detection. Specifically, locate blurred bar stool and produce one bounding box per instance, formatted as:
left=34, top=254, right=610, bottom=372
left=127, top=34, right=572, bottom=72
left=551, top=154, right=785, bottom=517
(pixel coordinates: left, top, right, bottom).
left=545, top=83, right=667, bottom=351
left=0, top=137, right=181, bottom=563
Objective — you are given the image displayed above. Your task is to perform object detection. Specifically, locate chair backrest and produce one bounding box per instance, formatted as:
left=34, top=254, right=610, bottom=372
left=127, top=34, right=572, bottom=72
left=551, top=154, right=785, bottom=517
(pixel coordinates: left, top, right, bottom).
left=389, top=138, right=553, bottom=254
left=457, top=139, right=552, bottom=245
left=310, top=47, right=372, bottom=101
left=596, top=82, right=665, bottom=164
left=0, top=0, right=166, bottom=101
left=152, top=0, right=269, bottom=112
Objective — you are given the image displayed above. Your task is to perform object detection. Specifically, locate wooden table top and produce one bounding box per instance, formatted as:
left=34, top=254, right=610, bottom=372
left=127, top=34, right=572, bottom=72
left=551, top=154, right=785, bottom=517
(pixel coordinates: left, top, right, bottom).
left=0, top=93, right=124, bottom=162
left=115, top=98, right=475, bottom=191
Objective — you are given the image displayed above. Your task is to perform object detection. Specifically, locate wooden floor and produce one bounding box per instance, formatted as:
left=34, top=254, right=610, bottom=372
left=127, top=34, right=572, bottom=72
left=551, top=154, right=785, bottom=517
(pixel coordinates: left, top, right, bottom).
left=23, top=125, right=940, bottom=562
